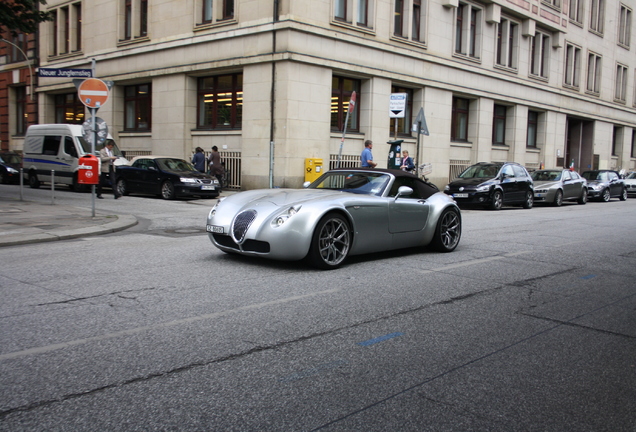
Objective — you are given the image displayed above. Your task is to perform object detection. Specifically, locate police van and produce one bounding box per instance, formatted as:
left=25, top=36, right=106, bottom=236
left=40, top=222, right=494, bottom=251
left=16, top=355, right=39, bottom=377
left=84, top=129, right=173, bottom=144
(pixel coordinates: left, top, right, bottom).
left=23, top=124, right=128, bottom=190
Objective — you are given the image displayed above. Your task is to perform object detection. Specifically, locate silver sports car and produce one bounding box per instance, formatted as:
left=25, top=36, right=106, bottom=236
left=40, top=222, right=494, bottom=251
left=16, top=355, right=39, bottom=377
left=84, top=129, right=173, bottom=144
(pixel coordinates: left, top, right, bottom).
left=206, top=168, right=462, bottom=269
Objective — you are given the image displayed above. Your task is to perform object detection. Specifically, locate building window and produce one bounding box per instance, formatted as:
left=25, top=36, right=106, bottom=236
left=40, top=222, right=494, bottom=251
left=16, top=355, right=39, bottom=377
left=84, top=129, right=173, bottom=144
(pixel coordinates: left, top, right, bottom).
left=451, top=97, right=469, bottom=142
left=388, top=86, right=413, bottom=136
left=331, top=76, right=360, bottom=132
left=202, top=0, right=212, bottom=23
left=492, top=104, right=507, bottom=145
left=455, top=2, right=482, bottom=59
left=542, top=0, right=560, bottom=10
left=612, top=127, right=621, bottom=156
left=124, top=84, right=152, bottom=131
left=73, top=3, right=82, bottom=52
left=198, top=0, right=234, bottom=25
left=7, top=32, right=28, bottom=63
left=55, top=93, right=85, bottom=124
left=394, top=0, right=426, bottom=43
left=334, top=0, right=373, bottom=29
left=530, top=31, right=550, bottom=79
left=569, top=0, right=583, bottom=25
left=564, top=43, right=582, bottom=88
left=631, top=130, right=636, bottom=158
left=590, top=0, right=605, bottom=35
left=49, top=1, right=82, bottom=55
left=615, top=63, right=628, bottom=103
left=496, top=18, right=518, bottom=70
left=618, top=5, right=632, bottom=48
left=61, top=6, right=69, bottom=54
left=586, top=52, right=602, bottom=94
left=122, top=0, right=149, bottom=40
left=15, top=87, right=27, bottom=136
left=527, top=111, right=539, bottom=148
left=197, top=73, right=243, bottom=130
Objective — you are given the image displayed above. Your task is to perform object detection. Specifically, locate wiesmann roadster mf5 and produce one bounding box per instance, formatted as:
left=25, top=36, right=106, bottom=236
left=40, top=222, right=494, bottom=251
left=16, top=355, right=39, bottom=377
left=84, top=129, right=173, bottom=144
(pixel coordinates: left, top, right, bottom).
left=206, top=168, right=462, bottom=269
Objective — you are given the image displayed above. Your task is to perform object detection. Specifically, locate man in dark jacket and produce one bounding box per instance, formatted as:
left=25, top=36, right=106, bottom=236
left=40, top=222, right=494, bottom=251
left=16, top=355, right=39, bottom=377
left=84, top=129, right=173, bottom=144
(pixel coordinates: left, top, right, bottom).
left=208, top=146, right=224, bottom=190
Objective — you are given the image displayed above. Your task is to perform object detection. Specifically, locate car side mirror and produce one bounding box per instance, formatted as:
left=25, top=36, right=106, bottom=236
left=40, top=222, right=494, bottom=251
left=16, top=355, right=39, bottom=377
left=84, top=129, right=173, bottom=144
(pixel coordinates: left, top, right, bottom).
left=395, top=186, right=413, bottom=200
left=148, top=166, right=157, bottom=171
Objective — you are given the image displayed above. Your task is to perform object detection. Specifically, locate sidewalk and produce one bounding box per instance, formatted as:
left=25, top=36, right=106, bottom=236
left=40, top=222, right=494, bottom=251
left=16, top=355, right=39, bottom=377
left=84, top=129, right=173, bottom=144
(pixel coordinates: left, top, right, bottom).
left=0, top=198, right=138, bottom=247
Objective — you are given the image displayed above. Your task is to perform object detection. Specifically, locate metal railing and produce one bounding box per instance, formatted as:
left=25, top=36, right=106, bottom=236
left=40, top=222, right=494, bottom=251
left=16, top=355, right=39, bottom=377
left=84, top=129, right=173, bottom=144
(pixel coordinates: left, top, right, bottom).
left=123, top=150, right=152, bottom=161
left=329, top=154, right=359, bottom=169
left=204, top=151, right=242, bottom=190
left=449, top=159, right=471, bottom=181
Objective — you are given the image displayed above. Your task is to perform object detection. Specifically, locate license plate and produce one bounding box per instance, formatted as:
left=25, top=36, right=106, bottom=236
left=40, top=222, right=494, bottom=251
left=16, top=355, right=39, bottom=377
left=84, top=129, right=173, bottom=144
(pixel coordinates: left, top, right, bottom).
left=453, top=193, right=468, bottom=198
left=536, top=193, right=544, bottom=197
left=201, top=185, right=216, bottom=190
left=206, top=225, right=224, bottom=233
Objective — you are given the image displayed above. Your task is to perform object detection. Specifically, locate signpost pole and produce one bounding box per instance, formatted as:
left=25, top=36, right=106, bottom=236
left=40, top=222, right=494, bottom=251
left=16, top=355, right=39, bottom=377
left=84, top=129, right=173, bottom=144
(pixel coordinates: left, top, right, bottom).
left=337, top=91, right=356, bottom=169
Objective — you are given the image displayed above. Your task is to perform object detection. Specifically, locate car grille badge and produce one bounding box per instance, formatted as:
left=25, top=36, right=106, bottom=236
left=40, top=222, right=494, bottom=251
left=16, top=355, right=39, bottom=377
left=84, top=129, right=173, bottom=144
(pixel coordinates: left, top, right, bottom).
left=459, top=187, right=464, bottom=192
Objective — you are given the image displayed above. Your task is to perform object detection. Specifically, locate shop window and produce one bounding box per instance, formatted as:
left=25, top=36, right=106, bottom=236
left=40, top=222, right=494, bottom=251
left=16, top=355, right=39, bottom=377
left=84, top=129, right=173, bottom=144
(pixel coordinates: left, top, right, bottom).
left=55, top=93, right=85, bottom=124
left=331, top=76, right=360, bottom=132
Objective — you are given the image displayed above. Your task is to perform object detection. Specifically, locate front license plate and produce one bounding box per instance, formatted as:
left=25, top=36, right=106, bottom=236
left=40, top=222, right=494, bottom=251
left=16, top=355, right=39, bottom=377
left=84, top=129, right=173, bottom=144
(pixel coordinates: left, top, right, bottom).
left=201, top=185, right=216, bottom=190
left=453, top=193, right=468, bottom=198
left=536, top=193, right=544, bottom=198
left=206, top=225, right=224, bottom=234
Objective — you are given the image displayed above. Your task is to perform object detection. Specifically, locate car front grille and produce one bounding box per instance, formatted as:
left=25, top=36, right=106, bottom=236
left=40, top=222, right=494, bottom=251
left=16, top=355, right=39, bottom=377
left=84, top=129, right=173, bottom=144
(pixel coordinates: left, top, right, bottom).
left=232, top=210, right=257, bottom=244
left=213, top=234, right=270, bottom=253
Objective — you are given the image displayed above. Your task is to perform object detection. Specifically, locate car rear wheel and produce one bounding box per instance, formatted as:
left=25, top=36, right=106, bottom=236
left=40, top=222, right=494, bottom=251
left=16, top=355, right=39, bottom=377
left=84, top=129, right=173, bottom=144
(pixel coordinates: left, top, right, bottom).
left=490, top=190, right=503, bottom=210
left=577, top=189, right=587, bottom=205
left=601, top=188, right=611, bottom=202
left=28, top=171, right=40, bottom=189
left=553, top=190, right=563, bottom=207
left=161, top=181, right=176, bottom=200
left=431, top=208, right=461, bottom=252
left=116, top=178, right=129, bottom=196
left=620, top=188, right=627, bottom=201
left=522, top=191, right=533, bottom=209
left=307, top=212, right=351, bottom=269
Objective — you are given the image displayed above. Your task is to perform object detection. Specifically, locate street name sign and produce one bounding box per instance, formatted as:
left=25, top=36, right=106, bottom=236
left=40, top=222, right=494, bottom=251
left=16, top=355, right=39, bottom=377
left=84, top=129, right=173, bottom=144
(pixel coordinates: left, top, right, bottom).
left=38, top=68, right=93, bottom=78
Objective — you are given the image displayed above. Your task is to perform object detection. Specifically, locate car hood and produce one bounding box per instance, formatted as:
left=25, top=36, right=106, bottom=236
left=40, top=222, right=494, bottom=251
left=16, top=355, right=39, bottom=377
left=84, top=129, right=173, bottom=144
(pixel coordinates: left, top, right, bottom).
left=448, top=178, right=496, bottom=188
left=533, top=180, right=559, bottom=188
left=221, top=188, right=348, bottom=209
left=0, top=161, right=21, bottom=170
left=164, top=169, right=213, bottom=179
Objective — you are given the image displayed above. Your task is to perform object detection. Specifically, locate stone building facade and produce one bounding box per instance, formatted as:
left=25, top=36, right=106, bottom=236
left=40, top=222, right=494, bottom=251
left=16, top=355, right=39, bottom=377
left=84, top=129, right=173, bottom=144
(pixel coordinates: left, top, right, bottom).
left=3, top=0, right=635, bottom=189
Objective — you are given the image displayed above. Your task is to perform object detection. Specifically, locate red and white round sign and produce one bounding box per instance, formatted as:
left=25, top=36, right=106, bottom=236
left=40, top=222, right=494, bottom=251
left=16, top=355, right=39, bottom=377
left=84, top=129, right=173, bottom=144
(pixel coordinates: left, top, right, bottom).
left=78, top=78, right=109, bottom=108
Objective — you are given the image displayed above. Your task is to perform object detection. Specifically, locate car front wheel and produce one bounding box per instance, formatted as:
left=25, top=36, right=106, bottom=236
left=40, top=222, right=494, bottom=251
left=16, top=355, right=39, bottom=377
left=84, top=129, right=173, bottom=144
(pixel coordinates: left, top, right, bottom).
left=620, top=188, right=627, bottom=201
left=577, top=189, right=587, bottom=205
left=161, top=181, right=176, bottom=200
left=522, top=190, right=534, bottom=209
left=116, top=178, right=129, bottom=196
left=490, top=190, right=503, bottom=210
left=601, top=188, right=611, bottom=202
left=431, top=208, right=461, bottom=252
left=307, top=212, right=351, bottom=269
left=553, top=190, right=563, bottom=207
left=28, top=171, right=40, bottom=189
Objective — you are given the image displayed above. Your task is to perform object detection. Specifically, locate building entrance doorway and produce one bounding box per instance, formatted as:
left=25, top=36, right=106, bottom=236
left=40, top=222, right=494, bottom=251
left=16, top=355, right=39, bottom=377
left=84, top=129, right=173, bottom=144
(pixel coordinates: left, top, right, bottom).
left=565, top=118, right=595, bottom=171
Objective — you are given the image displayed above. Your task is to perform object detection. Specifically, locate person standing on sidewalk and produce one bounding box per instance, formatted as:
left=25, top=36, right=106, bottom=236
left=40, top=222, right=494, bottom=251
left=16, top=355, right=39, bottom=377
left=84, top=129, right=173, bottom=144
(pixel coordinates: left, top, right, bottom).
left=192, top=147, right=206, bottom=172
left=360, top=140, right=377, bottom=168
left=97, top=142, right=120, bottom=199
left=208, top=146, right=224, bottom=191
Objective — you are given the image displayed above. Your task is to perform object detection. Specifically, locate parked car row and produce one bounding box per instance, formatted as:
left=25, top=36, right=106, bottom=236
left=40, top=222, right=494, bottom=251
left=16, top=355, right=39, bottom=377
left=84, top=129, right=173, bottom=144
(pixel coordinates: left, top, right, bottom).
left=444, top=162, right=628, bottom=210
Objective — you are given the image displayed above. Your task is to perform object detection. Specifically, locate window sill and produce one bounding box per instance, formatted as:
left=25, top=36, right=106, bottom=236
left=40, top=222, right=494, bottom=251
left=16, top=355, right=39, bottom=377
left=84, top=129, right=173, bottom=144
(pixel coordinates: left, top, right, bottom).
left=192, top=129, right=242, bottom=136
left=613, top=98, right=627, bottom=105
left=529, top=74, right=549, bottom=83
left=451, top=140, right=472, bottom=146
left=492, top=144, right=509, bottom=148
left=194, top=18, right=238, bottom=32
left=390, top=35, right=427, bottom=49
left=48, top=51, right=83, bottom=61
left=562, top=83, right=580, bottom=92
left=526, top=147, right=541, bottom=152
left=588, top=29, right=604, bottom=38
left=119, top=131, right=152, bottom=137
left=584, top=90, right=600, bottom=98
left=494, top=64, right=518, bottom=74
left=452, top=53, right=481, bottom=65
left=330, top=19, right=375, bottom=36
left=617, top=42, right=631, bottom=50
left=117, top=36, right=151, bottom=47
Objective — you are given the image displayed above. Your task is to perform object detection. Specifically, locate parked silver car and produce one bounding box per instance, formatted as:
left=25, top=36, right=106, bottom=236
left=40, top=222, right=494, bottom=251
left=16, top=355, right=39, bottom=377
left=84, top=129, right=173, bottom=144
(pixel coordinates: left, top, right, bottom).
left=531, top=169, right=588, bottom=206
left=623, top=172, right=636, bottom=197
left=206, top=168, right=461, bottom=269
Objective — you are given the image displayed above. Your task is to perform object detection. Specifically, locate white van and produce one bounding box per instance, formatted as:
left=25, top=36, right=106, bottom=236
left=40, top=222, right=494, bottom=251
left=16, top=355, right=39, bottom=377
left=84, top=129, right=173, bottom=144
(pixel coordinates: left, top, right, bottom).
left=23, top=124, right=129, bottom=190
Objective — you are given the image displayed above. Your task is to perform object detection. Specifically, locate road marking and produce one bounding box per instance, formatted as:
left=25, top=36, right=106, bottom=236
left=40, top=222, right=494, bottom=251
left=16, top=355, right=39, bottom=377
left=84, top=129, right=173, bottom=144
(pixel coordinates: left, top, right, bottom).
left=0, top=288, right=341, bottom=361
left=581, top=274, right=597, bottom=280
left=416, top=251, right=531, bottom=274
left=358, top=332, right=404, bottom=347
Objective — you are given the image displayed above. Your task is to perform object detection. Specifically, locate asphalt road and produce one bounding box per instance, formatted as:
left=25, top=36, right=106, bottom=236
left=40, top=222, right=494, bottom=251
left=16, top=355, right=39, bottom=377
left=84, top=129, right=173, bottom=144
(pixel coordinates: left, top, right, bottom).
left=1, top=186, right=635, bottom=431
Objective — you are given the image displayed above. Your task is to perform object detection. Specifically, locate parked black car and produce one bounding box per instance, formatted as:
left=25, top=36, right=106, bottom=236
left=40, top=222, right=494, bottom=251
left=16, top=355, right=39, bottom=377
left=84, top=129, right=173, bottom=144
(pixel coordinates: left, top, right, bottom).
left=444, top=162, right=534, bottom=210
left=116, top=156, right=220, bottom=200
left=581, top=170, right=627, bottom=202
left=0, top=152, right=22, bottom=184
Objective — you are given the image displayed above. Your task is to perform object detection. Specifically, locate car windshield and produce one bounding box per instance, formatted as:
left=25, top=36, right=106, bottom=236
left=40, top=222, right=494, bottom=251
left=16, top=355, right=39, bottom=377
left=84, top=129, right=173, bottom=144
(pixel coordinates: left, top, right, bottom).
left=157, top=158, right=197, bottom=172
left=458, top=165, right=501, bottom=179
left=0, top=154, right=21, bottom=164
left=582, top=171, right=607, bottom=181
left=308, top=171, right=391, bottom=196
left=77, top=136, right=92, bottom=154
left=531, top=170, right=562, bottom=181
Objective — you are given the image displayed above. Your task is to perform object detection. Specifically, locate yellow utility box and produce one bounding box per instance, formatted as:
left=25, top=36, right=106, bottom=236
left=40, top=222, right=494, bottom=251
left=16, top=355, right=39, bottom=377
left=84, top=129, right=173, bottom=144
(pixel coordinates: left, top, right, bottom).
left=304, top=158, right=324, bottom=183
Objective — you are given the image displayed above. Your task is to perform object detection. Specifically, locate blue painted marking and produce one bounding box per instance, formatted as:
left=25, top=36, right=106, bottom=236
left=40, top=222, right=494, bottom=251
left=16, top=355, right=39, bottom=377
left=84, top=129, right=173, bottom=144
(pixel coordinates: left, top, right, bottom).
left=358, top=332, right=404, bottom=347
left=581, top=274, right=597, bottom=280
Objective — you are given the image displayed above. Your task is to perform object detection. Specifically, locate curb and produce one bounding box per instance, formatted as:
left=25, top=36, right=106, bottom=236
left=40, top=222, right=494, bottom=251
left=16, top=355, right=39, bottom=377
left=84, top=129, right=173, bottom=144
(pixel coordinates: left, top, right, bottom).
left=0, top=214, right=138, bottom=247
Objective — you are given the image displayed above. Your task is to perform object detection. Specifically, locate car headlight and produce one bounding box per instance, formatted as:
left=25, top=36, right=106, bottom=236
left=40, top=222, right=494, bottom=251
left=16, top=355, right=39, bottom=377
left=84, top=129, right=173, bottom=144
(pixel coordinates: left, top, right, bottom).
left=536, top=189, right=547, bottom=194
left=444, top=185, right=450, bottom=191
left=180, top=177, right=197, bottom=183
left=6, top=167, right=18, bottom=174
left=476, top=185, right=490, bottom=192
left=212, top=178, right=220, bottom=185
left=208, top=197, right=225, bottom=219
left=272, top=205, right=301, bottom=227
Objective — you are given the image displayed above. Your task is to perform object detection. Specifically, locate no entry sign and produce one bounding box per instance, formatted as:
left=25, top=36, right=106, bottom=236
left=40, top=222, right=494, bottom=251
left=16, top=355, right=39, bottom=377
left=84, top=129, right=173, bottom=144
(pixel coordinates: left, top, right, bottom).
left=78, top=78, right=109, bottom=108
